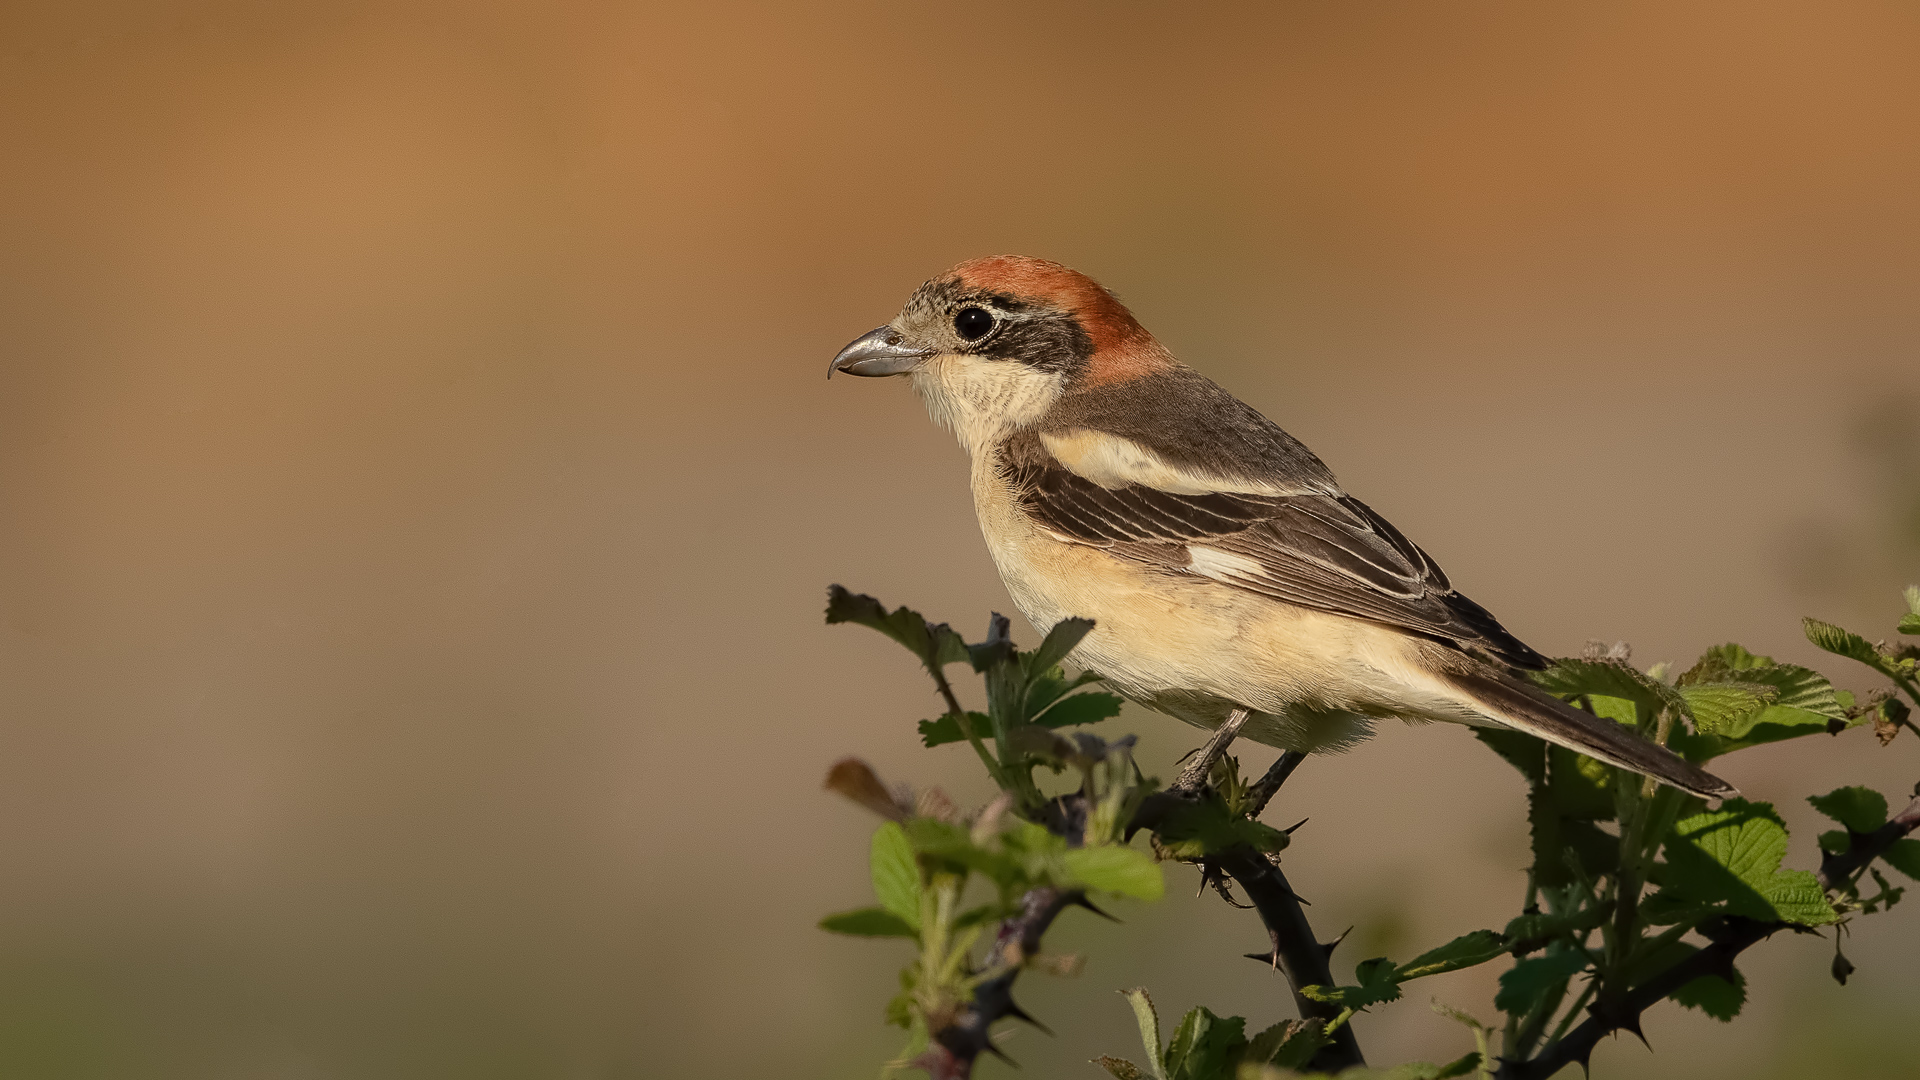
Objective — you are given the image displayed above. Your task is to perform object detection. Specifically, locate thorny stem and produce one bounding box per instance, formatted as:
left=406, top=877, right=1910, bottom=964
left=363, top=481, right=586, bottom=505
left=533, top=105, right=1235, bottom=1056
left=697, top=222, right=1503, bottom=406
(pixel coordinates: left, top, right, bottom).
left=1500, top=792, right=1920, bottom=1080
left=919, top=886, right=1079, bottom=1080
left=1247, top=750, right=1307, bottom=820
left=1218, top=848, right=1367, bottom=1072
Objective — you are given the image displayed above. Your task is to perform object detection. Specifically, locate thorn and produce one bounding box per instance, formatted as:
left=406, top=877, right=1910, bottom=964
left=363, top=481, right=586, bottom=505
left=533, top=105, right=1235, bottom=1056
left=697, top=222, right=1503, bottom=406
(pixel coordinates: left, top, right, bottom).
left=1285, top=817, right=1309, bottom=834
left=982, top=1039, right=1019, bottom=1068
left=1322, top=927, right=1353, bottom=961
left=1244, top=950, right=1279, bottom=965
left=1003, top=1000, right=1054, bottom=1037
left=1618, top=1012, right=1650, bottom=1050
left=1072, top=895, right=1119, bottom=922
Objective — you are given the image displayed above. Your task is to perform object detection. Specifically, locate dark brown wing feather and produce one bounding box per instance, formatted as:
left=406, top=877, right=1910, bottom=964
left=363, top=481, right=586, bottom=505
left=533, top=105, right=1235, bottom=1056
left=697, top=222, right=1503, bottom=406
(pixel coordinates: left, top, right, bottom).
left=1000, top=445, right=1547, bottom=670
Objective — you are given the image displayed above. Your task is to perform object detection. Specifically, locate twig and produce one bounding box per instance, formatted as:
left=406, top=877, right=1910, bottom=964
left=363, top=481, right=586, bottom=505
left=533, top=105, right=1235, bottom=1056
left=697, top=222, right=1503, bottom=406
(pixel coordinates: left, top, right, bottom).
left=1218, top=848, right=1366, bottom=1072
left=1172, top=708, right=1251, bottom=794
left=920, top=886, right=1079, bottom=1079
left=1247, top=750, right=1307, bottom=819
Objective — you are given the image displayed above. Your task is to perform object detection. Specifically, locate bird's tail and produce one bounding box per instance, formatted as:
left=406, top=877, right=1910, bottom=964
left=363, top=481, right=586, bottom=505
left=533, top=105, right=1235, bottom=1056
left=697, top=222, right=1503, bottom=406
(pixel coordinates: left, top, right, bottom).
left=1439, top=666, right=1739, bottom=800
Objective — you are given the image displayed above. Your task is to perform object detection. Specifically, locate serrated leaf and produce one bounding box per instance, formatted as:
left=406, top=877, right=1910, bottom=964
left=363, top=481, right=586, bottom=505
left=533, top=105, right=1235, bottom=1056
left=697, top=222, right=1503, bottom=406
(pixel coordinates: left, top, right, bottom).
left=1495, top=950, right=1589, bottom=1013
left=1169, top=1008, right=1245, bottom=1080
left=916, top=711, right=992, bottom=748
left=1809, top=786, right=1890, bottom=834
left=1672, top=967, right=1746, bottom=1021
left=1302, top=956, right=1403, bottom=1010
left=1474, top=728, right=1545, bottom=783
left=1804, top=617, right=1881, bottom=665
left=1029, top=617, right=1097, bottom=677
left=1065, top=845, right=1166, bottom=901
left=1530, top=658, right=1684, bottom=720
left=1026, top=666, right=1105, bottom=715
left=1547, top=745, right=1616, bottom=821
left=1881, top=838, right=1920, bottom=881
left=1119, top=988, right=1171, bottom=1080
left=1660, top=799, right=1836, bottom=925
left=871, top=823, right=921, bottom=928
left=1246, top=1019, right=1329, bottom=1070
left=1033, top=691, right=1127, bottom=730
left=1162, top=1007, right=1210, bottom=1079
left=1679, top=682, right=1776, bottom=737
left=825, top=585, right=970, bottom=668
left=1398, top=930, right=1508, bottom=980
left=819, top=907, right=917, bottom=938
left=1817, top=830, right=1851, bottom=855
left=1155, top=799, right=1291, bottom=858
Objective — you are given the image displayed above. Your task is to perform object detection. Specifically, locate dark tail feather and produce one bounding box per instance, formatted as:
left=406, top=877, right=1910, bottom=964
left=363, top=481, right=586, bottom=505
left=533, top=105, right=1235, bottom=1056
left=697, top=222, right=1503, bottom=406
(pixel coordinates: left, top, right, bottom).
left=1441, top=667, right=1739, bottom=800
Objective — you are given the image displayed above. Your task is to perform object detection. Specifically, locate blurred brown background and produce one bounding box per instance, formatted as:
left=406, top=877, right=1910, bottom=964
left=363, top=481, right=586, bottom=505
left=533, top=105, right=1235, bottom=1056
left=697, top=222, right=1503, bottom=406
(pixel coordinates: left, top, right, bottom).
left=2, top=1, right=1918, bottom=1077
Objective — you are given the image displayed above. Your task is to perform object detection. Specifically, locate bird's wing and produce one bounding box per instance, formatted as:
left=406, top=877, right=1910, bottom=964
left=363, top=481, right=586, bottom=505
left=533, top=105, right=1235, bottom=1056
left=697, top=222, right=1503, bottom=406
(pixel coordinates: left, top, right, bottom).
left=998, top=430, right=1546, bottom=669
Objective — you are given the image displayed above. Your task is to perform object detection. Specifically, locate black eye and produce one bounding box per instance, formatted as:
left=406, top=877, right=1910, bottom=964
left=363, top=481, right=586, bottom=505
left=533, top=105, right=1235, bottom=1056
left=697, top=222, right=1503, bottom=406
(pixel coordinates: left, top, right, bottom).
left=953, top=307, right=995, bottom=342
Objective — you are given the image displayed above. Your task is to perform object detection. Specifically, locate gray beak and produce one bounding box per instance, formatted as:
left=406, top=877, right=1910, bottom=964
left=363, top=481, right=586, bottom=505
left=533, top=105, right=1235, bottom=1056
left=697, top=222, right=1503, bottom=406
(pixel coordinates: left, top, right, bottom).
left=828, top=325, right=932, bottom=379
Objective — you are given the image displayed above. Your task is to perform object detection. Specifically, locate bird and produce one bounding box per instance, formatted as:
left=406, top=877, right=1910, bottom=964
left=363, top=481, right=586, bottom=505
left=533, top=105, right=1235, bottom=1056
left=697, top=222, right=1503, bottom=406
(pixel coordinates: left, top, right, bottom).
left=828, top=255, right=1736, bottom=800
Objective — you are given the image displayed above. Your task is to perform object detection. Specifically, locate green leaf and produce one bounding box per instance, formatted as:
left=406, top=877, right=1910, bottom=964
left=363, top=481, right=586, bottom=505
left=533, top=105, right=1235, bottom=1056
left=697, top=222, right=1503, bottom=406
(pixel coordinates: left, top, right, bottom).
left=1065, top=845, right=1166, bottom=901
left=1817, top=830, right=1851, bottom=855
left=1804, top=617, right=1881, bottom=666
left=1397, top=930, right=1508, bottom=980
left=1547, top=746, right=1616, bottom=821
left=824, top=585, right=969, bottom=668
left=917, top=711, right=992, bottom=748
left=1155, top=798, right=1292, bottom=858
left=1026, top=666, right=1105, bottom=716
left=1032, top=690, right=1126, bottom=730
left=904, top=817, right=1028, bottom=886
left=1302, top=956, right=1403, bottom=1009
left=1900, top=586, right=1920, bottom=635
left=1530, top=658, right=1684, bottom=721
left=1029, top=617, right=1097, bottom=677
left=1659, top=799, right=1836, bottom=925
left=1495, top=950, right=1590, bottom=1013
left=1672, top=966, right=1746, bottom=1021
left=1881, top=838, right=1920, bottom=881
left=1167, top=1007, right=1244, bottom=1080
left=1247, top=1020, right=1330, bottom=1070
left=1162, top=1007, right=1210, bottom=1080
left=1119, top=988, right=1170, bottom=1080
left=1474, top=728, right=1545, bottom=783
left=1678, top=682, right=1776, bottom=737
left=1503, top=905, right=1608, bottom=949
left=871, top=823, right=921, bottom=928
left=1808, top=786, right=1890, bottom=834
left=818, top=907, right=917, bottom=938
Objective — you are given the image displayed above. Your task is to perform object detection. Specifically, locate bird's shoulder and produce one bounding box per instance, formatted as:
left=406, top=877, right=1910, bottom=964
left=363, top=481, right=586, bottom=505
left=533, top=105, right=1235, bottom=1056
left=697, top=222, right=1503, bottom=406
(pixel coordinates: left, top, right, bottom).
left=1030, top=365, right=1340, bottom=497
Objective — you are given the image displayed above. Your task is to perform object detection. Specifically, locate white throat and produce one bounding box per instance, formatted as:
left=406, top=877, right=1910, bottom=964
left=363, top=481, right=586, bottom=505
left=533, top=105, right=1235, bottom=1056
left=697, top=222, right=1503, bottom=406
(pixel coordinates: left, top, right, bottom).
left=908, top=354, right=1065, bottom=459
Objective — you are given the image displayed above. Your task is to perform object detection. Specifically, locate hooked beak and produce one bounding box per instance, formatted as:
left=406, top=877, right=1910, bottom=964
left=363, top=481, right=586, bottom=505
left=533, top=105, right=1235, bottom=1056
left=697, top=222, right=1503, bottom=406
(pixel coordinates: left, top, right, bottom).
left=828, top=325, right=932, bottom=379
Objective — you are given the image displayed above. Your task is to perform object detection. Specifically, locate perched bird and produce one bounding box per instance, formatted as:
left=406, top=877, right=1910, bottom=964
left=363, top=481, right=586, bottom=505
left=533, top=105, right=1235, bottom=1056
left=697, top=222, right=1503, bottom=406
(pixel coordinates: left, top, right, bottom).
left=830, top=255, right=1736, bottom=800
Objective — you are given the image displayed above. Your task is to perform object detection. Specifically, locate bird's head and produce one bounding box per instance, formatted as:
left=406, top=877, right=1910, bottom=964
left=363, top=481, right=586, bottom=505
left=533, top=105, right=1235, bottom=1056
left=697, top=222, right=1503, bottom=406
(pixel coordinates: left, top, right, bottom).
left=829, top=256, right=1175, bottom=453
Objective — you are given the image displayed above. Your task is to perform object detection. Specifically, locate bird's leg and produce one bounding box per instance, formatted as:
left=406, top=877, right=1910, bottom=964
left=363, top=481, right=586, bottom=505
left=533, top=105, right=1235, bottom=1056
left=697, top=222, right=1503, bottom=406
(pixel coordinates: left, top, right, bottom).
left=1171, top=707, right=1250, bottom=794
left=1246, top=750, right=1307, bottom=820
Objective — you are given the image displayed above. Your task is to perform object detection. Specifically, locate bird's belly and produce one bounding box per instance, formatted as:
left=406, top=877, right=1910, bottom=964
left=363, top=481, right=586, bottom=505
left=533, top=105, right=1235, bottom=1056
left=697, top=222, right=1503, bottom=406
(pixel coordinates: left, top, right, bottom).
left=972, top=466, right=1487, bottom=750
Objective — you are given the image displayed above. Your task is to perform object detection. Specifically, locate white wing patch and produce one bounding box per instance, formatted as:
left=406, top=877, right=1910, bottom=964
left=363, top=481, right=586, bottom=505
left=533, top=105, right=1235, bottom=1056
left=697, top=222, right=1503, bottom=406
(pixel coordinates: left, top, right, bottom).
left=1038, top=428, right=1316, bottom=496
left=1185, top=545, right=1265, bottom=581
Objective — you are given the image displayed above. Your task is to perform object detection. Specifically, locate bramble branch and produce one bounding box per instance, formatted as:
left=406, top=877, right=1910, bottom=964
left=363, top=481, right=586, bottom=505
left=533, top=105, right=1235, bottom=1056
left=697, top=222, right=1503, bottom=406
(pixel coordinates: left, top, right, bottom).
left=1500, top=791, right=1920, bottom=1080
